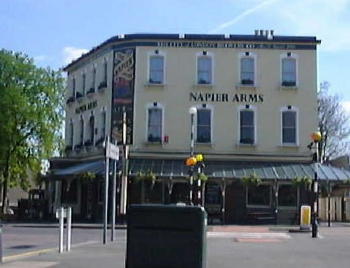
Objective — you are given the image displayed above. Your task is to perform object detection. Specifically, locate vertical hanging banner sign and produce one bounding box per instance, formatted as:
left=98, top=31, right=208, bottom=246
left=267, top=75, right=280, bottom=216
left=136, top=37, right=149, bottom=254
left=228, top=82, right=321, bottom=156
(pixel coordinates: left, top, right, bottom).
left=111, top=48, right=135, bottom=145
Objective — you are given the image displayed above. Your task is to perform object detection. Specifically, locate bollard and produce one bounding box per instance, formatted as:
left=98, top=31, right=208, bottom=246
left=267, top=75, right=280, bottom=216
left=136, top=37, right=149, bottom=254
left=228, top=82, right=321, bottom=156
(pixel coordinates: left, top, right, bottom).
left=66, top=207, right=72, bottom=252
left=59, top=207, right=64, bottom=253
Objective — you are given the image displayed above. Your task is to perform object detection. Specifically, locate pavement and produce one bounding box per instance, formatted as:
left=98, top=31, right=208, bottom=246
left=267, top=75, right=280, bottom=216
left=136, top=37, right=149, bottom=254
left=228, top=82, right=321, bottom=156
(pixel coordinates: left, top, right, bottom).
left=2, top=223, right=350, bottom=267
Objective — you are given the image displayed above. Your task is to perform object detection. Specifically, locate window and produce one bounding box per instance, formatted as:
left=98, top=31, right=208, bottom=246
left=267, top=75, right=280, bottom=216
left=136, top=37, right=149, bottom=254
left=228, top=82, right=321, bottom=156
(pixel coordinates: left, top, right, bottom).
left=278, top=185, right=297, bottom=207
left=149, top=55, right=164, bottom=84
left=197, top=54, right=212, bottom=84
left=101, top=110, right=106, bottom=138
left=147, top=106, right=162, bottom=142
left=197, top=108, right=211, bottom=143
left=282, top=108, right=297, bottom=144
left=103, top=60, right=107, bottom=83
left=61, top=180, right=78, bottom=204
left=80, top=117, right=84, bottom=145
left=239, top=108, right=255, bottom=144
left=240, top=56, right=255, bottom=85
left=72, top=77, right=76, bottom=96
left=89, top=114, right=95, bottom=144
left=82, top=73, right=86, bottom=95
left=92, top=67, right=96, bottom=89
left=281, top=53, right=297, bottom=86
left=69, top=120, right=74, bottom=146
left=247, top=185, right=271, bottom=206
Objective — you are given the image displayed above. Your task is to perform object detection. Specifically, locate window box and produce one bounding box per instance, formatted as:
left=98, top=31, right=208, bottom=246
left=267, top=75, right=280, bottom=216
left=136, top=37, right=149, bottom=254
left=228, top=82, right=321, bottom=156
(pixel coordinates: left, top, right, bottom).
left=75, top=92, right=84, bottom=100
left=66, top=96, right=75, bottom=104
left=241, top=79, right=254, bottom=85
left=74, top=143, right=83, bottom=150
left=98, top=81, right=107, bottom=91
left=281, top=81, right=296, bottom=87
left=84, top=139, right=93, bottom=147
left=87, top=87, right=95, bottom=95
left=95, top=137, right=105, bottom=147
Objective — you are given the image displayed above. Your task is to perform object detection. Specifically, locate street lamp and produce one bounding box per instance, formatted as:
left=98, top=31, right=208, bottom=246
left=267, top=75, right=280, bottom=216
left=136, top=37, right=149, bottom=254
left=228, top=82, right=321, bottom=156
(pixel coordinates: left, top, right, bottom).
left=310, top=131, right=322, bottom=238
left=189, top=107, right=197, bottom=205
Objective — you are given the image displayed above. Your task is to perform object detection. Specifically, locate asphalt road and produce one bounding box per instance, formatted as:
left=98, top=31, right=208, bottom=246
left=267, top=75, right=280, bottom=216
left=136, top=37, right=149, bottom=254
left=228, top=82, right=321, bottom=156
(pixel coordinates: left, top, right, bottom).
left=2, top=224, right=350, bottom=267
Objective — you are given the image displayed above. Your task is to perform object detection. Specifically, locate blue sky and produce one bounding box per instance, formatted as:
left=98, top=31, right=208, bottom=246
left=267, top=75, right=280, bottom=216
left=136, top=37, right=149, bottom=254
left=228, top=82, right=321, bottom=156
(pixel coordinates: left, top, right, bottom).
left=1, top=0, right=350, bottom=108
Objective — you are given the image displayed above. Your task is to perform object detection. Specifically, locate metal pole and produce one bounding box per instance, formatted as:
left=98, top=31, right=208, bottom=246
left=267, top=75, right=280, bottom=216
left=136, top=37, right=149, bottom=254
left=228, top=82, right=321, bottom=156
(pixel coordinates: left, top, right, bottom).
left=111, top=159, right=117, bottom=241
left=66, top=207, right=72, bottom=252
left=312, top=142, right=319, bottom=238
left=328, top=180, right=331, bottom=227
left=189, top=112, right=195, bottom=205
left=120, top=108, right=128, bottom=220
left=59, top=207, right=64, bottom=253
left=103, top=136, right=110, bottom=244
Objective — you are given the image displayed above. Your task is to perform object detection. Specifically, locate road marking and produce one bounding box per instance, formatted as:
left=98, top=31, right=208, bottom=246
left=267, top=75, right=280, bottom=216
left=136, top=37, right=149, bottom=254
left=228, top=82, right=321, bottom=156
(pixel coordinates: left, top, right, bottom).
left=235, top=238, right=282, bottom=243
left=3, top=248, right=56, bottom=262
left=1, top=261, right=58, bottom=268
left=208, top=232, right=291, bottom=239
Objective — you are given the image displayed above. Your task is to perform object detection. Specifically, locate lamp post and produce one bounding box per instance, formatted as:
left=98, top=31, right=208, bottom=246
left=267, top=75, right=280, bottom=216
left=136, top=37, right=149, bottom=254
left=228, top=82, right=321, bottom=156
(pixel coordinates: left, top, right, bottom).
left=310, top=131, right=322, bottom=238
left=189, top=107, right=197, bottom=205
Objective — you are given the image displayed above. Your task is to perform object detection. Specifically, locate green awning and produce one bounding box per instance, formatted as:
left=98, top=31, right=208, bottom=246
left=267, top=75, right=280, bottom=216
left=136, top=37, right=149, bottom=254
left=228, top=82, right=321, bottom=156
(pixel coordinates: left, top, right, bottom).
left=128, top=159, right=350, bottom=181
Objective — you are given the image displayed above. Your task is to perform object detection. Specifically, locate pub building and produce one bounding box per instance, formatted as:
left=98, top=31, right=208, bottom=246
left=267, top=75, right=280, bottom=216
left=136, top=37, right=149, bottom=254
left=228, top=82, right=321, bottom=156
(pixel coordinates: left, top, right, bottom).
left=48, top=31, right=350, bottom=224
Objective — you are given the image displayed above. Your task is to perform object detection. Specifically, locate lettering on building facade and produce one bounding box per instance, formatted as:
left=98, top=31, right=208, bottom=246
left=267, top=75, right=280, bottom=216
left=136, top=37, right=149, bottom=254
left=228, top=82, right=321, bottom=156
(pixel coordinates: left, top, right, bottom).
left=189, top=92, right=264, bottom=103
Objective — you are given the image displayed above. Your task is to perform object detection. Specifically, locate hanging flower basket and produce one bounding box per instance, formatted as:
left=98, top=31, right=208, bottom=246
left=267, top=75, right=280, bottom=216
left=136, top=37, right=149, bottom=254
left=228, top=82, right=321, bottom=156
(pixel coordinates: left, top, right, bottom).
left=241, top=173, right=262, bottom=186
left=292, top=176, right=312, bottom=188
left=195, top=172, right=208, bottom=182
left=78, top=172, right=96, bottom=183
left=135, top=170, right=157, bottom=186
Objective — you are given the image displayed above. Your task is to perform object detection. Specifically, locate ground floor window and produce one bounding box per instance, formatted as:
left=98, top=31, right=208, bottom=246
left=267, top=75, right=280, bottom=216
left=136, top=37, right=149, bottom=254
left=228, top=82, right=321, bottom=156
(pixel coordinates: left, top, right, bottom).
left=61, top=180, right=78, bottom=204
left=247, top=184, right=271, bottom=206
left=278, top=184, right=297, bottom=207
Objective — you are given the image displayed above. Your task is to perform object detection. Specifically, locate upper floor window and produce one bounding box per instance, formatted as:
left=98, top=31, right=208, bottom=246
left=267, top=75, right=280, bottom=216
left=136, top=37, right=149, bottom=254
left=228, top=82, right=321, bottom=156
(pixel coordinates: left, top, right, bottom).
left=196, top=107, right=211, bottom=143
left=72, top=77, right=76, bottom=96
left=281, top=106, right=298, bottom=145
left=79, top=116, right=84, bottom=145
left=69, top=119, right=74, bottom=146
left=281, top=53, right=297, bottom=87
left=88, top=113, right=95, bottom=144
left=147, top=104, right=163, bottom=142
left=239, top=106, right=255, bottom=144
left=101, top=109, right=106, bottom=138
left=197, top=52, right=212, bottom=85
left=240, top=53, right=255, bottom=85
left=82, top=73, right=86, bottom=95
left=103, top=60, right=108, bottom=83
left=92, top=67, right=96, bottom=89
left=149, top=52, right=164, bottom=84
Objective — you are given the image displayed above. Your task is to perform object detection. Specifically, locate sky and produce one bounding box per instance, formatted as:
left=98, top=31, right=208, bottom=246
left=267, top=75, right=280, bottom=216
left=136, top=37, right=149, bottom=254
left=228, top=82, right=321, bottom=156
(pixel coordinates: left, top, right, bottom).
left=1, top=0, right=350, bottom=109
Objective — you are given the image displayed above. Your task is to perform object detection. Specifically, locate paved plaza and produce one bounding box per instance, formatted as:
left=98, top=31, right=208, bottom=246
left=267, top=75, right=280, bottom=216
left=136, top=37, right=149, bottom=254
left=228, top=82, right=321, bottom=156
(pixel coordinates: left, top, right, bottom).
left=2, top=223, right=350, bottom=267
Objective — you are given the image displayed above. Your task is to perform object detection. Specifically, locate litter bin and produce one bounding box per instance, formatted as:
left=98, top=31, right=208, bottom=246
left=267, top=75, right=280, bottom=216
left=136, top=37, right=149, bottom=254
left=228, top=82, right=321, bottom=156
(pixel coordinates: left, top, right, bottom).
left=126, top=204, right=207, bottom=268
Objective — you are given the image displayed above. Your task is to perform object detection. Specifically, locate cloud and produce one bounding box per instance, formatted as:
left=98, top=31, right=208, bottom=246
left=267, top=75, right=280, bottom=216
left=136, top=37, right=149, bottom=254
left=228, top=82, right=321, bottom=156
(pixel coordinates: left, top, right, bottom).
left=341, top=101, right=350, bottom=113
left=208, top=0, right=350, bottom=52
left=62, top=46, right=88, bottom=65
left=208, top=0, right=279, bottom=33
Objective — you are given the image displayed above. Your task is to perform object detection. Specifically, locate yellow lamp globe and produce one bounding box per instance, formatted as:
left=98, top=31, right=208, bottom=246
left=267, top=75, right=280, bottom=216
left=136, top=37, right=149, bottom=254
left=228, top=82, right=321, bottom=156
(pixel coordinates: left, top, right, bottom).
left=195, top=154, right=204, bottom=162
left=311, top=131, right=322, bottom=142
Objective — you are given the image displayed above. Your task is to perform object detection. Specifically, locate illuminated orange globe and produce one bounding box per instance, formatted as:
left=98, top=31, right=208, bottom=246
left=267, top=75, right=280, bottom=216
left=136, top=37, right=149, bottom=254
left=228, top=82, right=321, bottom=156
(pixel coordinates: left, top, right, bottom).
left=311, top=131, right=322, bottom=142
left=186, top=157, right=197, bottom=166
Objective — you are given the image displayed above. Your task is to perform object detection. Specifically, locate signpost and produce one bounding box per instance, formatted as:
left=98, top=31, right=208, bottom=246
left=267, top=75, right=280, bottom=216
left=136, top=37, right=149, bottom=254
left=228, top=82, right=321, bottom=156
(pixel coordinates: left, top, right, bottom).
left=103, top=137, right=119, bottom=244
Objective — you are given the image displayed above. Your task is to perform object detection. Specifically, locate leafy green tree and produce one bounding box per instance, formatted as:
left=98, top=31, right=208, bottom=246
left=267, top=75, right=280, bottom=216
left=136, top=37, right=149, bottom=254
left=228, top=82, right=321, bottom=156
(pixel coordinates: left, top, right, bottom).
left=0, top=49, right=64, bottom=214
left=318, top=82, right=350, bottom=162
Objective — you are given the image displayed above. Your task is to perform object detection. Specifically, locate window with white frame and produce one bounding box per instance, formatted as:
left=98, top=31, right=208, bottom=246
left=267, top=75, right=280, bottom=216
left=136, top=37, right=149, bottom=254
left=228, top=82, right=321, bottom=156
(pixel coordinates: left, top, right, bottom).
left=101, top=110, right=106, bottom=138
left=72, top=77, right=76, bottom=96
left=82, top=73, right=86, bottom=95
left=147, top=104, right=162, bottom=142
left=69, top=120, right=74, bottom=146
left=281, top=53, right=297, bottom=86
left=282, top=107, right=297, bottom=144
left=149, top=53, right=164, bottom=84
left=88, top=113, right=95, bottom=145
left=79, top=116, right=84, bottom=145
left=103, top=60, right=108, bottom=83
left=240, top=53, right=255, bottom=85
left=92, top=67, right=96, bottom=89
left=196, top=107, right=211, bottom=143
left=197, top=52, right=212, bottom=84
left=239, top=107, right=255, bottom=144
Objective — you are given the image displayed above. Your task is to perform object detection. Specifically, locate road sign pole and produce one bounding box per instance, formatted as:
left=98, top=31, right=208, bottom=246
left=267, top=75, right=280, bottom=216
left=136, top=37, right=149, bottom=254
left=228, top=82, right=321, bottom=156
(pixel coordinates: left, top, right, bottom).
left=66, top=207, right=72, bottom=251
left=111, top=159, right=117, bottom=242
left=103, top=137, right=110, bottom=244
left=59, top=207, right=64, bottom=253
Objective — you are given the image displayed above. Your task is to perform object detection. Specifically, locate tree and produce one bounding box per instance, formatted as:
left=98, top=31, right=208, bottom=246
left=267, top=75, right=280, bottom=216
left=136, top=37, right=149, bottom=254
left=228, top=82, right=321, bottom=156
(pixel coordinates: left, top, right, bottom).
left=0, top=49, right=65, bottom=214
left=318, top=82, right=350, bottom=162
